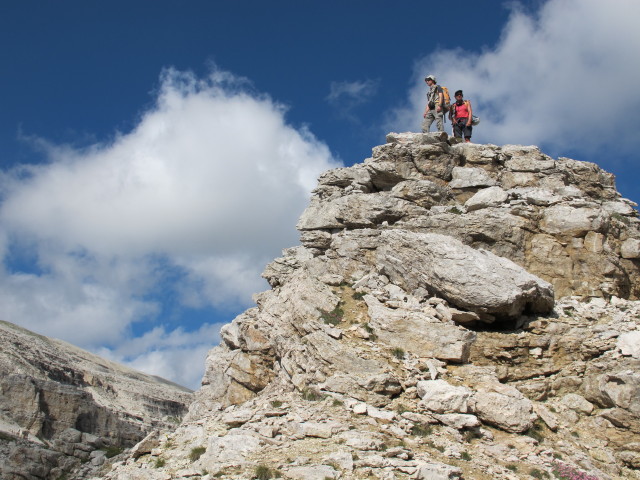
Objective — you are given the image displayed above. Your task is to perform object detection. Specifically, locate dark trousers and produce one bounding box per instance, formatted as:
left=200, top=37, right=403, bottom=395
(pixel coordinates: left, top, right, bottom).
left=453, top=119, right=472, bottom=139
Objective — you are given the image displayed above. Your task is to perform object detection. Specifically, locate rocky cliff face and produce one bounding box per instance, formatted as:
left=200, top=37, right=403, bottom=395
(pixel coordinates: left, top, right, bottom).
left=0, top=320, right=193, bottom=480
left=102, top=133, right=640, bottom=480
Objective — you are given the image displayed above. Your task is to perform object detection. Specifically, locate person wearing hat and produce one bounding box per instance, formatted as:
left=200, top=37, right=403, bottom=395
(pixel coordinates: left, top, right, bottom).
left=450, top=90, right=473, bottom=142
left=422, top=75, right=445, bottom=133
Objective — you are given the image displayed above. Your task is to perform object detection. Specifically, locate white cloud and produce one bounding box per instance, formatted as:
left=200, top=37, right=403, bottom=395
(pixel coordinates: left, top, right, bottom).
left=388, top=0, right=640, bottom=156
left=174, top=253, right=269, bottom=309
left=4, top=69, right=335, bottom=257
left=0, top=67, right=340, bottom=388
left=327, top=79, right=379, bottom=105
left=98, top=322, right=224, bottom=390
left=327, top=79, right=380, bottom=121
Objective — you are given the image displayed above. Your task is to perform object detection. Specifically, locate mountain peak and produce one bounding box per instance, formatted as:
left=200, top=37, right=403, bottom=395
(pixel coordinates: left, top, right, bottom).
left=14, top=133, right=640, bottom=479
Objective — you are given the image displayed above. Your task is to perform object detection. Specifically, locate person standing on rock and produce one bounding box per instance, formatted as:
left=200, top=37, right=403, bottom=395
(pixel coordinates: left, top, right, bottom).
left=450, top=90, right=473, bottom=142
left=422, top=75, right=445, bottom=133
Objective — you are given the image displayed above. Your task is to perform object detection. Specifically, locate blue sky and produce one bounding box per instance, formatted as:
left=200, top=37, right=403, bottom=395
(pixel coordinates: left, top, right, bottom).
left=1, top=0, right=639, bottom=389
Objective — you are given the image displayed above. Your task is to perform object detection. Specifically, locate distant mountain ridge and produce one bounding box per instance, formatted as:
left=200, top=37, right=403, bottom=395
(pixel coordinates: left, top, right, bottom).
left=0, top=319, right=193, bottom=479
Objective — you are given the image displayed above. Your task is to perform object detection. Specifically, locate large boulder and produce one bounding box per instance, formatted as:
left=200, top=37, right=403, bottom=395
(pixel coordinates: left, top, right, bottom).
left=472, top=383, right=536, bottom=433
left=377, top=230, right=554, bottom=320
left=417, top=380, right=473, bottom=414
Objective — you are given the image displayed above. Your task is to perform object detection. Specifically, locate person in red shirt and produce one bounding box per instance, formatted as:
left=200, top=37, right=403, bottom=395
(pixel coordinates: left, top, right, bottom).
left=450, top=90, right=473, bottom=142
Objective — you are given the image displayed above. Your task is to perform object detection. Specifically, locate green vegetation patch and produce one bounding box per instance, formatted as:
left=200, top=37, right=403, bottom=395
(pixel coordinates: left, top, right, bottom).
left=526, top=420, right=545, bottom=443
left=255, top=465, right=274, bottom=480
left=391, top=347, right=405, bottom=359
left=189, top=446, right=206, bottom=462
left=352, top=291, right=366, bottom=300
left=411, top=424, right=433, bottom=437
left=462, top=428, right=483, bottom=443
left=321, top=305, right=344, bottom=326
left=104, top=445, right=124, bottom=458
left=529, top=467, right=549, bottom=479
left=301, top=388, right=326, bottom=401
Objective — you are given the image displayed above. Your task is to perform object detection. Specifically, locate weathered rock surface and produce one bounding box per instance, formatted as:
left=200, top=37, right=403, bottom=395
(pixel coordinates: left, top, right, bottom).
left=54, top=133, right=640, bottom=479
left=377, top=230, right=554, bottom=320
left=0, top=320, right=193, bottom=480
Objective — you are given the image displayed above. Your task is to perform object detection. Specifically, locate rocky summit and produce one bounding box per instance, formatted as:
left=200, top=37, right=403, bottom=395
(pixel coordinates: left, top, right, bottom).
left=17, top=132, right=640, bottom=480
left=0, top=320, right=193, bottom=480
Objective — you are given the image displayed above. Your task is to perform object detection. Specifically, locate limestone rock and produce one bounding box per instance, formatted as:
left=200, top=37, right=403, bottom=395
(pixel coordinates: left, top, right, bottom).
left=584, top=370, right=640, bottom=415
left=414, top=461, right=463, bottom=480
left=449, top=166, right=497, bottom=189
left=323, top=451, right=354, bottom=471
left=365, top=295, right=476, bottom=362
left=366, top=405, right=396, bottom=423
left=464, top=186, right=509, bottom=211
left=130, top=431, right=161, bottom=459
left=385, top=131, right=449, bottom=145
left=339, top=430, right=385, bottom=450
left=618, top=331, right=640, bottom=358
left=203, top=431, right=262, bottom=463
left=391, top=179, right=451, bottom=208
left=296, top=192, right=426, bottom=231
left=534, top=403, right=559, bottom=431
left=285, top=464, right=339, bottom=479
left=622, top=238, right=640, bottom=259
left=416, top=379, right=473, bottom=414
left=432, top=413, right=480, bottom=429
left=540, top=204, right=609, bottom=237
left=377, top=230, right=554, bottom=319
left=473, top=383, right=535, bottom=433
left=560, top=393, right=595, bottom=415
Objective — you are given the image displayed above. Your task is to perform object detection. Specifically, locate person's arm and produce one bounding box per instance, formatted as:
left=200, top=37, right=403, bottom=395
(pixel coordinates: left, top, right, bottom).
left=436, top=88, right=444, bottom=112
left=423, top=90, right=431, bottom=117
left=466, top=100, right=473, bottom=126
